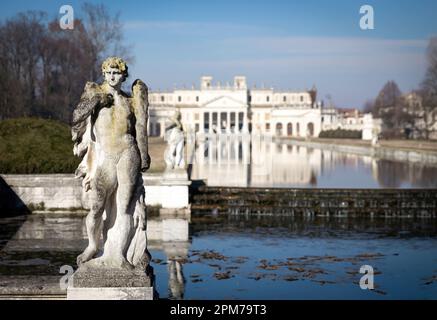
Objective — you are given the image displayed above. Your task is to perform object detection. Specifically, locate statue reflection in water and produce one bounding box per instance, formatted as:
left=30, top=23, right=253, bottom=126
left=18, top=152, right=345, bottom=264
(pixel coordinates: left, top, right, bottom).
left=168, top=258, right=185, bottom=300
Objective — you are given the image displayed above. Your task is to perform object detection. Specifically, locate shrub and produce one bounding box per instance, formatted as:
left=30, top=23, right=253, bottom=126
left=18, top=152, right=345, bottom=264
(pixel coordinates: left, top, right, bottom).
left=0, top=118, right=80, bottom=173
left=319, top=129, right=362, bottom=139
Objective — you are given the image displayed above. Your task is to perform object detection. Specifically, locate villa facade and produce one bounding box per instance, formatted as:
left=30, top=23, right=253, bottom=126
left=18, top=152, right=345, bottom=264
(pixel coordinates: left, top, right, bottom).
left=147, top=76, right=376, bottom=139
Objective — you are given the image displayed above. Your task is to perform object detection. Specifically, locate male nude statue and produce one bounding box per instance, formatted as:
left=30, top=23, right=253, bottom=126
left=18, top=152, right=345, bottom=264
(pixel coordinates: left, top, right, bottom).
left=164, top=110, right=185, bottom=170
left=71, top=57, right=150, bottom=269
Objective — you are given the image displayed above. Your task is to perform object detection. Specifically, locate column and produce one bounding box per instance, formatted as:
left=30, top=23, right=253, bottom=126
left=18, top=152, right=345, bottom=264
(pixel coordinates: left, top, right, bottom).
left=200, top=112, right=204, bottom=135
left=226, top=112, right=231, bottom=134
left=160, top=121, right=165, bottom=138
left=208, top=112, right=213, bottom=134
left=242, top=111, right=249, bottom=133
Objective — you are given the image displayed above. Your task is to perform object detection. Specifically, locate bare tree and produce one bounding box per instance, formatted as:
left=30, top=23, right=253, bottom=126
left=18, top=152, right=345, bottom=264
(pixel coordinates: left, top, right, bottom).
left=81, top=3, right=133, bottom=81
left=372, top=80, right=411, bottom=138
left=0, top=3, right=133, bottom=124
left=363, top=99, right=374, bottom=114
left=419, top=37, right=437, bottom=139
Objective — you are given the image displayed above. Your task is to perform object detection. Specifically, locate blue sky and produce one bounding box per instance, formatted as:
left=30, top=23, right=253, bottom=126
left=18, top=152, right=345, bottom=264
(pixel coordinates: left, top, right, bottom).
left=1, top=0, right=437, bottom=108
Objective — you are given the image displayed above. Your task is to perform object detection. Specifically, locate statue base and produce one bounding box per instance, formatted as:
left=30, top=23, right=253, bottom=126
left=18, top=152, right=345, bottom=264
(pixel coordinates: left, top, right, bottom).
left=144, top=169, right=191, bottom=209
left=67, top=265, right=156, bottom=300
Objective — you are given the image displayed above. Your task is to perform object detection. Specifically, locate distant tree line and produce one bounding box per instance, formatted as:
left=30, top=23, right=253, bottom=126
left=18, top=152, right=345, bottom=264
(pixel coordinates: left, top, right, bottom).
left=319, top=129, right=362, bottom=139
left=0, top=3, right=132, bottom=124
left=365, top=37, right=437, bottom=139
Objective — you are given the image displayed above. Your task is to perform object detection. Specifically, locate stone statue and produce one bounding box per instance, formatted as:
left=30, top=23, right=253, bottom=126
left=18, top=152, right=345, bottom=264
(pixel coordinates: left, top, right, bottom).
left=164, top=110, right=185, bottom=170
left=371, top=129, right=380, bottom=147
left=71, top=57, right=151, bottom=270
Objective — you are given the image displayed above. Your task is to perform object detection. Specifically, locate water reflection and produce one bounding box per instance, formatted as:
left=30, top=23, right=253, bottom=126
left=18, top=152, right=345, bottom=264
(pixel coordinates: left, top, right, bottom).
left=1, top=213, right=437, bottom=299
left=0, top=213, right=192, bottom=299
left=190, top=136, right=437, bottom=188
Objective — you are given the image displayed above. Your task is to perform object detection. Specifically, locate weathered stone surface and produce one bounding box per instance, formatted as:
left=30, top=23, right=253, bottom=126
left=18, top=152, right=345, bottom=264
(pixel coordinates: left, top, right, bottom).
left=71, top=266, right=153, bottom=288
left=1, top=173, right=191, bottom=211
left=191, top=186, right=437, bottom=217
left=0, top=276, right=65, bottom=296
left=67, top=287, right=153, bottom=300
left=68, top=265, right=155, bottom=300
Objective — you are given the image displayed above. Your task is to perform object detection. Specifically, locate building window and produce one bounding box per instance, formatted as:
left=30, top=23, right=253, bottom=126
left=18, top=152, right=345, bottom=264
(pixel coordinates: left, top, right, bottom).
left=195, top=124, right=199, bottom=132
left=296, top=123, right=300, bottom=135
left=230, top=112, right=236, bottom=130
left=196, top=96, right=199, bottom=102
left=238, top=112, right=244, bottom=131
left=248, top=95, right=252, bottom=103
left=178, top=96, right=182, bottom=102
left=154, top=123, right=161, bottom=137
left=287, top=123, right=292, bottom=136
left=307, top=123, right=314, bottom=137
left=161, top=96, right=164, bottom=102
left=204, top=112, right=210, bottom=132
left=276, top=123, right=283, bottom=136
left=265, top=123, right=270, bottom=132
left=300, top=95, right=304, bottom=102
left=220, top=112, right=227, bottom=131
left=283, top=96, right=286, bottom=102
left=266, top=96, right=270, bottom=102
left=212, top=112, right=218, bottom=132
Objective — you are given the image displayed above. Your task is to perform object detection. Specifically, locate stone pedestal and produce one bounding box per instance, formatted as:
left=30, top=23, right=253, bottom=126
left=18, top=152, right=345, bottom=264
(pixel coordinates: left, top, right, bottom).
left=144, top=169, right=191, bottom=209
left=67, top=266, right=155, bottom=300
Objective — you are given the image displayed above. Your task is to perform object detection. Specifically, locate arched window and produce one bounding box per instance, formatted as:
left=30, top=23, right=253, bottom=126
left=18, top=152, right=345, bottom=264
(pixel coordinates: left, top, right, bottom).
left=287, top=123, right=292, bottom=136
left=283, top=96, right=286, bottom=102
left=266, top=96, right=270, bottom=102
left=161, top=96, right=164, bottom=102
left=155, top=123, right=161, bottom=137
left=276, top=123, right=283, bottom=136
left=307, top=123, right=314, bottom=137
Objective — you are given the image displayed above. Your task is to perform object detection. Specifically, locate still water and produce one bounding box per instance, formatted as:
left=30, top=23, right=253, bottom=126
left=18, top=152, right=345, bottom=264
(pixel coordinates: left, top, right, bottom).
left=1, top=214, right=436, bottom=299
left=189, top=138, right=437, bottom=188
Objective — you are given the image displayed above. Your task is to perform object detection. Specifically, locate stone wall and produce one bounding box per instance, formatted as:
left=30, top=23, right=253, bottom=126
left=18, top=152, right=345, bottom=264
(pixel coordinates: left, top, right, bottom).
left=191, top=186, right=437, bottom=218
left=0, top=173, right=190, bottom=213
left=283, top=139, right=437, bottom=165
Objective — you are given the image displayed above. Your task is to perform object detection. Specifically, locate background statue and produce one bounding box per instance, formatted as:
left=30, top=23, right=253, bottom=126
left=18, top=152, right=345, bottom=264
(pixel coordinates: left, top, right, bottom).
left=71, top=57, right=151, bottom=269
left=164, top=110, right=185, bottom=170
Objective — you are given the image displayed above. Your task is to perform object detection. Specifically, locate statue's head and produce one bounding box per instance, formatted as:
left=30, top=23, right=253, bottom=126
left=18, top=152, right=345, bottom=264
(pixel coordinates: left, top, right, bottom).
left=102, top=57, right=128, bottom=88
left=174, top=110, right=181, bottom=120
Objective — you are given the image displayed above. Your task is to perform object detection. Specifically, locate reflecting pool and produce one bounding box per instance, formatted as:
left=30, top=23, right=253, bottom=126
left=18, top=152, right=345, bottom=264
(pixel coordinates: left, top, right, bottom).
left=190, top=137, right=437, bottom=188
left=1, top=213, right=436, bottom=299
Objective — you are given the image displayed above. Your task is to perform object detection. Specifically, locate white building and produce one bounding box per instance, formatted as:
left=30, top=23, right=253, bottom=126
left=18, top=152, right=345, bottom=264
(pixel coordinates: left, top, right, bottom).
left=148, top=75, right=376, bottom=139
left=148, top=76, right=322, bottom=138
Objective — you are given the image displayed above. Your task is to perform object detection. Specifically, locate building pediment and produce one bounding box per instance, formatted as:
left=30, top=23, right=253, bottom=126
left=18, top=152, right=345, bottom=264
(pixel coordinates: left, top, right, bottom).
left=202, top=96, right=247, bottom=109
